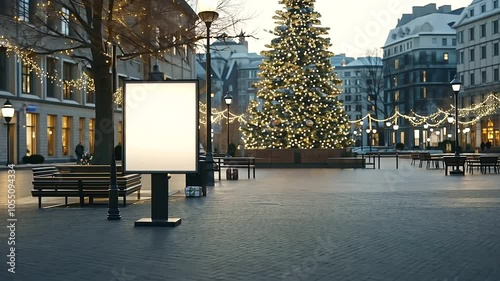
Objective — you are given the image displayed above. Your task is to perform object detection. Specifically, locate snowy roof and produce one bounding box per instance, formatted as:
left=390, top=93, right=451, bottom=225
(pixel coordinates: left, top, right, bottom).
left=238, top=60, right=262, bottom=70
left=231, top=52, right=249, bottom=59
left=453, top=0, right=499, bottom=28
left=384, top=13, right=461, bottom=46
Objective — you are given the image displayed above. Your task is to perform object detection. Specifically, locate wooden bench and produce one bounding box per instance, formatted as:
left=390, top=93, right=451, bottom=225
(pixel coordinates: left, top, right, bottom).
left=443, top=156, right=466, bottom=176
left=32, top=166, right=60, bottom=177
left=214, top=157, right=256, bottom=180
left=479, top=156, right=499, bottom=174
left=32, top=173, right=142, bottom=208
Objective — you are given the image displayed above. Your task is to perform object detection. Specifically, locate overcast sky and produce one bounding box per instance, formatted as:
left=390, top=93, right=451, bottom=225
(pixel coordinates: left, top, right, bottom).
left=237, top=0, right=472, bottom=57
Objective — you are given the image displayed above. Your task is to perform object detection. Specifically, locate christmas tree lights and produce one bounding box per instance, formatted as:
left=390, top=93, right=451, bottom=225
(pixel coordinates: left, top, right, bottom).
left=241, top=0, right=352, bottom=149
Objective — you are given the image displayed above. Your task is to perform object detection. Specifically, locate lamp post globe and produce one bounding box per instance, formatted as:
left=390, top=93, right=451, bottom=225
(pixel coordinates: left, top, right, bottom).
left=224, top=93, right=233, bottom=157
left=2, top=99, right=15, bottom=166
left=198, top=0, right=219, bottom=186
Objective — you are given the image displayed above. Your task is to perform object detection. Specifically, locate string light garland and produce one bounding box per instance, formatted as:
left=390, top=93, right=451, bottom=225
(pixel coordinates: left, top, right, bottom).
left=349, top=91, right=500, bottom=127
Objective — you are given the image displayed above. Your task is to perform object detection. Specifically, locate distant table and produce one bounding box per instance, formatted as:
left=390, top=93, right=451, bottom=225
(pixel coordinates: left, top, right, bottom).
left=214, top=156, right=256, bottom=180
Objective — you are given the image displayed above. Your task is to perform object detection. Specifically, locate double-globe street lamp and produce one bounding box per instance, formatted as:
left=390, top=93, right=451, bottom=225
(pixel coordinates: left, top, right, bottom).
left=2, top=99, right=15, bottom=166
left=198, top=0, right=219, bottom=186
left=224, top=93, right=233, bottom=157
left=393, top=123, right=399, bottom=148
left=365, top=128, right=377, bottom=151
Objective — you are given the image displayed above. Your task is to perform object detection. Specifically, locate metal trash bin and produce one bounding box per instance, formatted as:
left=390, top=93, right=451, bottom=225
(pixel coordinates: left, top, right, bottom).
left=186, top=159, right=207, bottom=196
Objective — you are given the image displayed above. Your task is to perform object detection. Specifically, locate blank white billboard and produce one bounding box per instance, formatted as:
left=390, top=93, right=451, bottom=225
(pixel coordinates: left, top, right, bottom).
left=123, top=80, right=199, bottom=173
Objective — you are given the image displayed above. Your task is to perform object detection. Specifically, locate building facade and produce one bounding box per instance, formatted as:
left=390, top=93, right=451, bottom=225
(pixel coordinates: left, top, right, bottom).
left=336, top=56, right=385, bottom=147
left=454, top=0, right=500, bottom=149
left=383, top=4, right=464, bottom=148
left=196, top=37, right=264, bottom=153
left=0, top=0, right=197, bottom=164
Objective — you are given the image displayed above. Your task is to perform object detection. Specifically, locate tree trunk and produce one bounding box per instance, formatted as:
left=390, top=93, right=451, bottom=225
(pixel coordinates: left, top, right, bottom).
left=91, top=53, right=114, bottom=165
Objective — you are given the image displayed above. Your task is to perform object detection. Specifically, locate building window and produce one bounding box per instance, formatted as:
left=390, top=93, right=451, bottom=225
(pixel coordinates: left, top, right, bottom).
left=89, top=118, right=95, bottom=154
left=345, top=95, right=352, bottom=101
left=469, top=27, right=475, bottom=41
left=443, top=53, right=449, bottom=61
left=482, top=70, right=487, bottom=83
left=47, top=115, right=57, bottom=156
left=249, top=70, right=257, bottom=78
left=394, top=59, right=399, bottom=69
left=63, top=62, right=75, bottom=100
left=18, top=0, right=30, bottom=22
left=432, top=38, right=437, bottom=45
left=422, top=87, right=427, bottom=99
left=481, top=4, right=486, bottom=13
left=442, top=38, right=447, bottom=46
left=493, top=20, right=499, bottom=34
left=481, top=24, right=486, bottom=37
left=46, top=57, right=57, bottom=98
left=22, top=59, right=35, bottom=94
left=394, top=91, right=400, bottom=101
left=355, top=105, right=361, bottom=112
left=0, top=47, right=7, bottom=90
left=470, top=49, right=475, bottom=61
left=459, top=51, right=464, bottom=63
left=495, top=43, right=499, bottom=56
left=79, top=117, right=84, bottom=143
left=422, top=70, right=427, bottom=82
left=61, top=7, right=70, bottom=35
left=469, top=8, right=475, bottom=17
left=26, top=113, right=38, bottom=155
left=494, top=68, right=499, bottom=81
left=481, top=46, right=487, bottom=59
left=470, top=73, right=475, bottom=86
left=62, top=116, right=71, bottom=155
left=452, top=38, right=456, bottom=46
left=494, top=0, right=499, bottom=9
left=458, top=31, right=464, bottom=44
left=344, top=105, right=351, bottom=112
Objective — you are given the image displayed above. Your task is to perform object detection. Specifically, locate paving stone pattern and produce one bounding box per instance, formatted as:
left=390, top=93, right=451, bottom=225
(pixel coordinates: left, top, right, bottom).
left=1, top=159, right=500, bottom=281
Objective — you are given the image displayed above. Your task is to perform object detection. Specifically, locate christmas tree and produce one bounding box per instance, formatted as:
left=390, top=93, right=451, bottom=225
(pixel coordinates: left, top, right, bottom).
left=241, top=0, right=352, bottom=149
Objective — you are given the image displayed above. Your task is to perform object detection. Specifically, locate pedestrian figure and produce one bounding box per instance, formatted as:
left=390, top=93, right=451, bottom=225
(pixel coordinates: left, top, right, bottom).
left=485, top=141, right=492, bottom=152
left=75, top=142, right=84, bottom=164
left=480, top=141, right=485, bottom=152
left=114, top=143, right=122, bottom=161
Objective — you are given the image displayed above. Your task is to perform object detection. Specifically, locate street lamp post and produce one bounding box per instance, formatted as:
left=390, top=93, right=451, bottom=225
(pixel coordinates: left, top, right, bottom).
left=366, top=128, right=377, bottom=151
left=359, top=121, right=364, bottom=149
left=451, top=76, right=462, bottom=157
left=2, top=99, right=15, bottom=166
left=198, top=0, right=219, bottom=186
left=385, top=121, right=391, bottom=147
left=423, top=123, right=429, bottom=149
left=224, top=93, right=233, bottom=157
left=393, top=124, right=399, bottom=148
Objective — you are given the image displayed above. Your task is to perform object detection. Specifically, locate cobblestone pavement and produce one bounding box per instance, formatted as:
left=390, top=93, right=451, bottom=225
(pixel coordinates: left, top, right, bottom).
left=1, top=159, right=500, bottom=281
